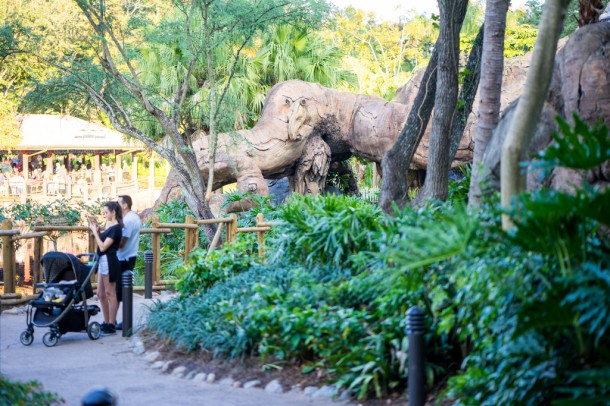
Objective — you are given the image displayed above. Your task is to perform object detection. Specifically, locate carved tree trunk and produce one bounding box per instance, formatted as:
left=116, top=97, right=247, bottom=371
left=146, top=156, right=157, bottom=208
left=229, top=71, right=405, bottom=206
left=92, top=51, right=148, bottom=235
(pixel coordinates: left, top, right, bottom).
left=415, top=0, right=469, bottom=205
left=469, top=0, right=510, bottom=208
left=501, top=0, right=571, bottom=229
left=291, top=136, right=331, bottom=195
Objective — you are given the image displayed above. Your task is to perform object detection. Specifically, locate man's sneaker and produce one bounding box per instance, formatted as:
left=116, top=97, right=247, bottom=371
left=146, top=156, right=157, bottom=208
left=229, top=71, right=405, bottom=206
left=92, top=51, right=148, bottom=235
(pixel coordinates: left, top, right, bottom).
left=115, top=322, right=122, bottom=330
left=101, top=323, right=116, bottom=336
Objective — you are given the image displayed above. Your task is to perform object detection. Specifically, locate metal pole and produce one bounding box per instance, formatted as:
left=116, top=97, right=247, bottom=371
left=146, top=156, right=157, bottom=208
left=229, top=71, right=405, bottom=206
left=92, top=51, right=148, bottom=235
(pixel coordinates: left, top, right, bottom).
left=406, top=306, right=425, bottom=406
left=122, top=271, right=133, bottom=337
left=144, top=250, right=153, bottom=299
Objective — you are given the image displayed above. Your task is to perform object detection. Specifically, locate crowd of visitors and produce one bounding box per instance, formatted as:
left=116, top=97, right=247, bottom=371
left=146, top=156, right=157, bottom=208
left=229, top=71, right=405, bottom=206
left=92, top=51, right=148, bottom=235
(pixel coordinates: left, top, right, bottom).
left=0, top=155, right=119, bottom=196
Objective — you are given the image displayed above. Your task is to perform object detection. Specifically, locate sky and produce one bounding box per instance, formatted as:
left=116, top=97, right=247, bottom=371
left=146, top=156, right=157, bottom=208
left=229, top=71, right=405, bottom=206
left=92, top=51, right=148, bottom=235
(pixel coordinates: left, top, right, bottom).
left=330, top=0, right=529, bottom=22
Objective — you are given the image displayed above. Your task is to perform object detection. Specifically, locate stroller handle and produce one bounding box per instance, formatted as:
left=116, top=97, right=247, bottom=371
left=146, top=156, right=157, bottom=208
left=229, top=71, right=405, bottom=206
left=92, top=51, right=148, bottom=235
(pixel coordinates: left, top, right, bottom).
left=36, top=282, right=80, bottom=288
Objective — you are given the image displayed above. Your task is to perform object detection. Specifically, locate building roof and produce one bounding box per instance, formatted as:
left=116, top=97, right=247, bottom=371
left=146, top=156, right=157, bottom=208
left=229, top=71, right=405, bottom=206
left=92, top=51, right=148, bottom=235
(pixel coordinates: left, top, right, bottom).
left=15, top=114, right=144, bottom=152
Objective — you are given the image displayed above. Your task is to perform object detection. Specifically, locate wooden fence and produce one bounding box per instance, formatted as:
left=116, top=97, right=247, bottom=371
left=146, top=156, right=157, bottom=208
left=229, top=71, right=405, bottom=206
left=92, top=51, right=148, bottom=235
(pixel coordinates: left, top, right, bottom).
left=0, top=213, right=271, bottom=300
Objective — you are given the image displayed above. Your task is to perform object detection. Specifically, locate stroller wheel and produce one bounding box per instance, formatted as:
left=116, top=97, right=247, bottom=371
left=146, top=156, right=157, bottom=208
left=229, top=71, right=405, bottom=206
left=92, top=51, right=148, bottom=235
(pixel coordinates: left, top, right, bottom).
left=20, top=331, right=34, bottom=346
left=42, top=332, right=59, bottom=347
left=87, top=322, right=101, bottom=340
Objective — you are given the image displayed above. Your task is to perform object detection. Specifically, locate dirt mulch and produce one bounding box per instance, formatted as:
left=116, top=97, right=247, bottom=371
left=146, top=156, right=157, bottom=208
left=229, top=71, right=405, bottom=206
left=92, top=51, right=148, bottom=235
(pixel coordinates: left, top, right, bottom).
left=141, top=333, right=409, bottom=405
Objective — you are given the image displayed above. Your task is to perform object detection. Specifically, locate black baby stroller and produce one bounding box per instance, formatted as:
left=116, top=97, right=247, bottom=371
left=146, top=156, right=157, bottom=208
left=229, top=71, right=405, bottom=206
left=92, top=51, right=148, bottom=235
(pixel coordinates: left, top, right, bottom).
left=20, top=251, right=102, bottom=347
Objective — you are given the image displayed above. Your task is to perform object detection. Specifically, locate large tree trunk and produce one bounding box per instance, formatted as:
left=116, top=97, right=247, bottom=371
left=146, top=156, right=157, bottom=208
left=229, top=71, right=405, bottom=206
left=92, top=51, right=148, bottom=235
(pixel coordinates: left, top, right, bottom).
left=182, top=181, right=218, bottom=243
left=415, top=0, right=469, bottom=205
left=450, top=23, right=484, bottom=163
left=501, top=0, right=571, bottom=229
left=379, top=46, right=439, bottom=213
left=469, top=0, right=510, bottom=208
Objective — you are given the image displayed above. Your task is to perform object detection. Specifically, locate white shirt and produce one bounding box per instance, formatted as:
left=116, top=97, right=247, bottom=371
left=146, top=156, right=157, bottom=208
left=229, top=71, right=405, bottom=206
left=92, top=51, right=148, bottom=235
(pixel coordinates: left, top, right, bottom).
left=117, top=210, right=141, bottom=260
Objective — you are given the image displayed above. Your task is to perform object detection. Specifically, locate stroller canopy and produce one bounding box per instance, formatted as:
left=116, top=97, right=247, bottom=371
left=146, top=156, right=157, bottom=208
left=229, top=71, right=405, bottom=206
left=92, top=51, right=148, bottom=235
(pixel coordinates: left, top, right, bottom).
left=41, top=252, right=94, bottom=299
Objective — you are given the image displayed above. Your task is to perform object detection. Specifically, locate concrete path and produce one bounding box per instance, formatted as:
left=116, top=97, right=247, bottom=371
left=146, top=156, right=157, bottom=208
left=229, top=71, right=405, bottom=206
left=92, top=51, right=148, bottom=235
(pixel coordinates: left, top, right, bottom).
left=1, top=293, right=345, bottom=406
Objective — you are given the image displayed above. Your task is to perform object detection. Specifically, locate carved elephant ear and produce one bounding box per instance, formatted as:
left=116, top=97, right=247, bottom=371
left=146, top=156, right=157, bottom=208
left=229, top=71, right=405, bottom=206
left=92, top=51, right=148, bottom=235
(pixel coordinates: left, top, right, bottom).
left=288, top=98, right=315, bottom=141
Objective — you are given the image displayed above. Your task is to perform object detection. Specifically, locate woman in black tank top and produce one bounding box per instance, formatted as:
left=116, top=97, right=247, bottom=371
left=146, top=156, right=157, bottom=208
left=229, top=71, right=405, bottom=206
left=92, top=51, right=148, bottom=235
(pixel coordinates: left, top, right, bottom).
left=89, top=201, right=123, bottom=335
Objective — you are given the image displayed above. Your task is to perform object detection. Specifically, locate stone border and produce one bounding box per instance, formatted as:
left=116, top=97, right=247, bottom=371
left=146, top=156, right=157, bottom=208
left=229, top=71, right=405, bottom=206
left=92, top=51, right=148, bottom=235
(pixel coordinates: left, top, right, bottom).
left=128, top=335, right=352, bottom=403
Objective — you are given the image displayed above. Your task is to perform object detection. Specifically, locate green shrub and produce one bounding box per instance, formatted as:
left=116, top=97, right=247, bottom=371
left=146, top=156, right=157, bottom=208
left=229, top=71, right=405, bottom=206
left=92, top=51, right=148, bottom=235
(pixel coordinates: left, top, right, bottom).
left=149, top=264, right=291, bottom=356
left=0, top=375, right=63, bottom=405
left=270, top=194, right=383, bottom=270
left=446, top=116, right=610, bottom=405
left=447, top=164, right=471, bottom=204
left=175, top=240, right=257, bottom=297
left=146, top=115, right=610, bottom=404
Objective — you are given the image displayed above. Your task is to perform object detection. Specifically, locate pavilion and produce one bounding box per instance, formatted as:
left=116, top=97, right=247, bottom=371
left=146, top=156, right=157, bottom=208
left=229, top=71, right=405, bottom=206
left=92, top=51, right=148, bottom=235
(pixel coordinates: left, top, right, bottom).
left=0, top=114, right=158, bottom=201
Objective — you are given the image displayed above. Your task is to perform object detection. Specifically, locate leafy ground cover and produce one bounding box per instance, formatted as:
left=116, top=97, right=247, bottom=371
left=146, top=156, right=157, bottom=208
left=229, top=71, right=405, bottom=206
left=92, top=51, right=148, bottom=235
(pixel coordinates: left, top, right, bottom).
left=0, top=374, right=63, bottom=405
left=146, top=117, right=610, bottom=403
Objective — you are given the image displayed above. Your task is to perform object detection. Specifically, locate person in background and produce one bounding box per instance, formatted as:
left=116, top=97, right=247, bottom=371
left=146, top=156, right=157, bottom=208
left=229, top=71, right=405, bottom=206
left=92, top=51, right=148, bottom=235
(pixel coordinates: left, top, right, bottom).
left=0, top=159, right=11, bottom=174
left=89, top=201, right=123, bottom=336
left=115, top=195, right=141, bottom=330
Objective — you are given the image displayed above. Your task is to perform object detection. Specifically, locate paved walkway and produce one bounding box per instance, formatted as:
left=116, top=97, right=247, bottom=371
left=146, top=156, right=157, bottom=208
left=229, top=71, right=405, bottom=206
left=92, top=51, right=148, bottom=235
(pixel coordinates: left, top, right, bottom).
left=1, top=293, right=344, bottom=406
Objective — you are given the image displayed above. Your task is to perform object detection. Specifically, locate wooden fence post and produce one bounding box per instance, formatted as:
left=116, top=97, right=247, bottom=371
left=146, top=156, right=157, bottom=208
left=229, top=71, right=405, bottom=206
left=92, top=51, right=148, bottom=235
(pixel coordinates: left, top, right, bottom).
left=88, top=230, right=96, bottom=254
left=1, top=219, right=16, bottom=294
left=256, top=213, right=265, bottom=257
left=33, top=235, right=43, bottom=287
left=151, top=214, right=161, bottom=284
left=184, top=215, right=194, bottom=262
left=227, top=214, right=238, bottom=243
left=192, top=218, right=199, bottom=252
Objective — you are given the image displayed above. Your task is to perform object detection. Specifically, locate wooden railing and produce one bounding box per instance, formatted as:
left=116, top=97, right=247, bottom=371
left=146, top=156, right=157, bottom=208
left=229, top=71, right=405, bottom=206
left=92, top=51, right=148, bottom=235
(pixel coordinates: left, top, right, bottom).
left=0, top=213, right=272, bottom=298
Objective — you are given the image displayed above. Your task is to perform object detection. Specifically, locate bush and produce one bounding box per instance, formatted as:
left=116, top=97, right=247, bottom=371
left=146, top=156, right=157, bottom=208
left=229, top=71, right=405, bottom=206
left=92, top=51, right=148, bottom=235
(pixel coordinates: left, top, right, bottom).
left=175, top=240, right=258, bottom=297
left=0, top=374, right=63, bottom=405
left=446, top=116, right=610, bottom=405
left=270, top=194, right=383, bottom=270
left=146, top=115, right=610, bottom=403
left=149, top=197, right=465, bottom=399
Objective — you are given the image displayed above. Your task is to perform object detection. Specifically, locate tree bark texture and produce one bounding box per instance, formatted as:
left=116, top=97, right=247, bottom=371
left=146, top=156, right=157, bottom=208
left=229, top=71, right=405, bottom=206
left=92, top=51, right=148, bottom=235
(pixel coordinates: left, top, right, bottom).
left=500, top=0, right=571, bottom=229
left=482, top=22, right=610, bottom=195
left=450, top=23, right=484, bottom=163
left=415, top=0, right=469, bottom=205
left=469, top=0, right=510, bottom=209
left=378, top=46, right=439, bottom=213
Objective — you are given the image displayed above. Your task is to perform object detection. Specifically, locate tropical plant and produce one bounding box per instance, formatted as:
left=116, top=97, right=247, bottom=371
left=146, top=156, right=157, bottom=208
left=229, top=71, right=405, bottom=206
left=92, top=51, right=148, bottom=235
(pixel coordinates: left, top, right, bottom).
left=0, top=374, right=64, bottom=405
left=135, top=199, right=200, bottom=280
left=520, top=0, right=579, bottom=37
left=330, top=7, right=437, bottom=98
left=269, top=194, right=383, bottom=270
left=447, top=115, right=610, bottom=404
left=20, top=0, right=332, bottom=245
left=175, top=240, right=257, bottom=297
left=7, top=199, right=83, bottom=249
